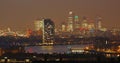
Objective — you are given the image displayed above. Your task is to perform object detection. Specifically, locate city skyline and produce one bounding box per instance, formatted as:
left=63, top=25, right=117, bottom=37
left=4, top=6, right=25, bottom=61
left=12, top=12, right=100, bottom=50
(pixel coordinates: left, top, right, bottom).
left=0, top=0, right=120, bottom=31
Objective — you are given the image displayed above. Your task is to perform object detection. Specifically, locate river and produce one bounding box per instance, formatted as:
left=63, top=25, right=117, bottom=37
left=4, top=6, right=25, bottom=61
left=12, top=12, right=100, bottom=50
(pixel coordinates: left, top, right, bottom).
left=25, top=44, right=90, bottom=54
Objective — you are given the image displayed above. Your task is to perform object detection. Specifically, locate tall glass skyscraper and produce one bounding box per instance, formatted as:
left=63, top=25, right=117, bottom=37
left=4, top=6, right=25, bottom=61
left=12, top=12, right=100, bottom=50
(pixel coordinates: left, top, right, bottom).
left=34, top=18, right=55, bottom=45
left=67, top=11, right=74, bottom=32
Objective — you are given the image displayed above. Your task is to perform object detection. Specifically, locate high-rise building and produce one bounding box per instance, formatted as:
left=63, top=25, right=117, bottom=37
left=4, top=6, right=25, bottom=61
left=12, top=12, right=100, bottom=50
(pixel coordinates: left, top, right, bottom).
left=88, top=20, right=95, bottom=30
left=34, top=19, right=43, bottom=31
left=95, top=16, right=102, bottom=30
left=67, top=11, right=74, bottom=32
left=61, top=22, right=66, bottom=32
left=82, top=16, right=88, bottom=29
left=36, top=18, right=55, bottom=45
left=73, top=15, right=81, bottom=35
left=74, top=16, right=80, bottom=29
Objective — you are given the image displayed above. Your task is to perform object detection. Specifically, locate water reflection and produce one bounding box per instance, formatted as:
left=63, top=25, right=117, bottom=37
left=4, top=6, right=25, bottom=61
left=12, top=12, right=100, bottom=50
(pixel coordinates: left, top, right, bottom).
left=41, top=46, right=53, bottom=51
left=25, top=45, right=89, bottom=54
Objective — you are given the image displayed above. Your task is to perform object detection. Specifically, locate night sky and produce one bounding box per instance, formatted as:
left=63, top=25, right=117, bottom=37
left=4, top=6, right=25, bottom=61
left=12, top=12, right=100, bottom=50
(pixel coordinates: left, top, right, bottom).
left=0, top=0, right=120, bottom=31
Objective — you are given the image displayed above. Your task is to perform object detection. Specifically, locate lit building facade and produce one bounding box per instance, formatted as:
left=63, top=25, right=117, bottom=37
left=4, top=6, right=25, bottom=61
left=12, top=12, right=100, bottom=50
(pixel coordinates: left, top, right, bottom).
left=67, top=11, right=74, bottom=32
left=74, top=16, right=80, bottom=29
left=37, top=18, right=55, bottom=45
left=88, top=20, right=95, bottom=30
left=34, top=19, right=43, bottom=31
left=73, top=15, right=81, bottom=34
left=61, top=22, right=66, bottom=32
left=44, top=19, right=55, bottom=44
left=81, top=17, right=88, bottom=29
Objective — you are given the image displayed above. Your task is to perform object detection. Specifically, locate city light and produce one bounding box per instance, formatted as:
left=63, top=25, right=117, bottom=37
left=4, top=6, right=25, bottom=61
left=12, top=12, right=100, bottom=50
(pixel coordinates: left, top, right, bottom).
left=0, top=0, right=120, bottom=62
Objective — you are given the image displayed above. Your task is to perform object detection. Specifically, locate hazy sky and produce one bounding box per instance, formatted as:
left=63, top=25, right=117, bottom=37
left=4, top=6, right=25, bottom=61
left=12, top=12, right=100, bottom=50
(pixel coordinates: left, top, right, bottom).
left=0, top=0, right=120, bottom=31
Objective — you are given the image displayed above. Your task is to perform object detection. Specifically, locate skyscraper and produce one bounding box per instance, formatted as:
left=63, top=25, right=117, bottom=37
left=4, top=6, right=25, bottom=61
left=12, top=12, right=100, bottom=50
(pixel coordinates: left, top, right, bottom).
left=67, top=11, right=74, bottom=32
left=61, top=22, right=66, bottom=32
left=37, top=18, right=55, bottom=45
left=95, top=16, right=102, bottom=30
left=82, top=16, right=88, bottom=29
left=73, top=15, right=81, bottom=34
left=74, top=15, right=80, bottom=29
left=34, top=19, right=43, bottom=31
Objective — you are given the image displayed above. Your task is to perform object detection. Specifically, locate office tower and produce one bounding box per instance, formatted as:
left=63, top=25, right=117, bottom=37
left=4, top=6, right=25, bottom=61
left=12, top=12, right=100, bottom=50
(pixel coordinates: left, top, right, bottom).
left=61, top=22, right=66, bottom=32
left=74, top=15, right=80, bottom=34
left=34, top=19, right=43, bottom=31
left=88, top=20, right=95, bottom=30
left=82, top=16, right=88, bottom=29
left=95, top=16, right=102, bottom=30
left=37, top=18, right=55, bottom=45
left=74, top=15, right=80, bottom=29
left=67, top=11, right=74, bottom=32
